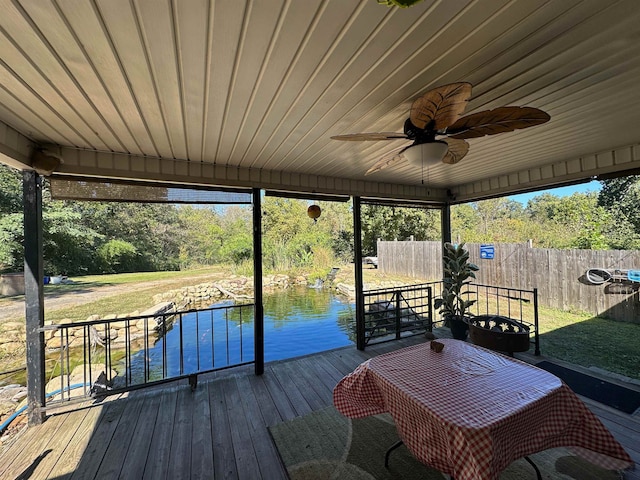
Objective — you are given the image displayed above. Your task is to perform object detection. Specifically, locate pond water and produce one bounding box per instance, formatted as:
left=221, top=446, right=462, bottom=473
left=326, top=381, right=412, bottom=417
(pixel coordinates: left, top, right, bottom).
left=128, top=286, right=355, bottom=382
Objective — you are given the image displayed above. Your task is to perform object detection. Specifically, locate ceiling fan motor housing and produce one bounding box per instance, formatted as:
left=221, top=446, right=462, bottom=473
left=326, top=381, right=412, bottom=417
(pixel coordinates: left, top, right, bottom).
left=404, top=118, right=436, bottom=144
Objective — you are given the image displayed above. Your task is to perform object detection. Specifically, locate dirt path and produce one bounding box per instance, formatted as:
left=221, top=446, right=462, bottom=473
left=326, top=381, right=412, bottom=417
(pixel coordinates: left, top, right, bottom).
left=0, top=273, right=220, bottom=322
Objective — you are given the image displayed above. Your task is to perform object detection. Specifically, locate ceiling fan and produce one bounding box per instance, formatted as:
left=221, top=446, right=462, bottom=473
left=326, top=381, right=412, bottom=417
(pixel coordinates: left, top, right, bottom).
left=331, top=82, right=550, bottom=176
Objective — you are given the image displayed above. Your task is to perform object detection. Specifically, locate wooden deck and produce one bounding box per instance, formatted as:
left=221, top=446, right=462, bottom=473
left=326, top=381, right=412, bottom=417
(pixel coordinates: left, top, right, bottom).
left=1, top=336, right=639, bottom=480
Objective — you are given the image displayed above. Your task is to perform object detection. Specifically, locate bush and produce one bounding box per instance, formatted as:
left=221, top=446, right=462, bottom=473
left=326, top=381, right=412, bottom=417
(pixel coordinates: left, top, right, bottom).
left=219, top=234, right=253, bottom=265
left=98, top=240, right=139, bottom=273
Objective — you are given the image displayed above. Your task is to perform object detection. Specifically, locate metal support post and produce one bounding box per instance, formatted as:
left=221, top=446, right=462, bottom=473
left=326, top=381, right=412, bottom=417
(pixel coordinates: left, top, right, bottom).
left=23, top=170, right=46, bottom=425
left=353, top=197, right=365, bottom=350
left=252, top=188, right=264, bottom=375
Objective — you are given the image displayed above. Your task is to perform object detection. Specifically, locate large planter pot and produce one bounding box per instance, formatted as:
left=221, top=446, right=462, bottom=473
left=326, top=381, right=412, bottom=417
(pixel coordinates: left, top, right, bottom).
left=449, top=317, right=469, bottom=340
left=468, top=315, right=530, bottom=355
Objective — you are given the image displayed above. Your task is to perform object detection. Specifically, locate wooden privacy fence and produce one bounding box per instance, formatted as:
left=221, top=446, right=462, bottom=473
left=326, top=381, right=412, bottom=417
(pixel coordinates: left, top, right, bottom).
left=377, top=241, right=640, bottom=323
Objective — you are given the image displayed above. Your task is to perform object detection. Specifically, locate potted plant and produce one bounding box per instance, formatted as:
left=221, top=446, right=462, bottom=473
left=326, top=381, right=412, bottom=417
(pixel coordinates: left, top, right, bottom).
left=434, top=242, right=479, bottom=340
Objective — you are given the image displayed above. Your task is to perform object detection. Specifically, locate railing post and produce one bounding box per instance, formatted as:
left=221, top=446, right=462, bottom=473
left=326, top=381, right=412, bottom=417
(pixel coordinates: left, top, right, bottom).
left=253, top=188, right=264, bottom=374
left=23, top=170, right=46, bottom=425
left=353, top=196, right=366, bottom=350
left=394, top=291, right=401, bottom=340
left=533, top=287, right=540, bottom=355
left=427, top=286, right=433, bottom=332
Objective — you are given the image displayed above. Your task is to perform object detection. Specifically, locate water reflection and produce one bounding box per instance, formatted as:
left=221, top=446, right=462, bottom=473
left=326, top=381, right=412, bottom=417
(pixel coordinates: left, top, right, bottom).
left=125, top=286, right=355, bottom=384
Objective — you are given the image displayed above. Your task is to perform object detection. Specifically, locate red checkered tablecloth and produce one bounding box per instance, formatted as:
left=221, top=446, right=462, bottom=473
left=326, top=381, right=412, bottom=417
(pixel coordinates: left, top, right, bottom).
left=333, top=339, right=633, bottom=480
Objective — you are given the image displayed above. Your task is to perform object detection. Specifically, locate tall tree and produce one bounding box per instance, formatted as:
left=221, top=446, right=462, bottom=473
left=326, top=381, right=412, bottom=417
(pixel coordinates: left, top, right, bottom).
left=598, top=176, right=640, bottom=249
left=360, top=205, right=440, bottom=256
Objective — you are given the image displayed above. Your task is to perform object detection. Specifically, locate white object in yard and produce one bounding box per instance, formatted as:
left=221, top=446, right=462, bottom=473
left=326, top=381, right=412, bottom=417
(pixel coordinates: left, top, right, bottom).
left=363, top=257, right=378, bottom=268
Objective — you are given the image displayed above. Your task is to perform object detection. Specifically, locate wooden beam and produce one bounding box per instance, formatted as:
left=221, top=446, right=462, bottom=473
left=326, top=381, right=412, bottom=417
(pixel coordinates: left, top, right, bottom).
left=23, top=170, right=46, bottom=425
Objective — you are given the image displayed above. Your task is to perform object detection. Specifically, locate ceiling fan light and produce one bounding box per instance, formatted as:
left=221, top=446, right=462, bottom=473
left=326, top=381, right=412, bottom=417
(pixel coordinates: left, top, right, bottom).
left=404, top=141, right=448, bottom=167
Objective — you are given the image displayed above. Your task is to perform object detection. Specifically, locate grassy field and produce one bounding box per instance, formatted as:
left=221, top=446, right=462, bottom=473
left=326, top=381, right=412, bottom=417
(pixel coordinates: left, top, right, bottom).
left=1, top=266, right=638, bottom=382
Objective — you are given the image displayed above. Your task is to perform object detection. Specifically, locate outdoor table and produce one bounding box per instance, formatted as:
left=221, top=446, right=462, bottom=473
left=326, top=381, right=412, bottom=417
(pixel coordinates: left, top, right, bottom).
left=333, top=339, right=633, bottom=480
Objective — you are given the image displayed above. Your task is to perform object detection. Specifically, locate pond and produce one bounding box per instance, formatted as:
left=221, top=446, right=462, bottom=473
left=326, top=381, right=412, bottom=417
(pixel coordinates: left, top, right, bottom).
left=127, top=286, right=355, bottom=383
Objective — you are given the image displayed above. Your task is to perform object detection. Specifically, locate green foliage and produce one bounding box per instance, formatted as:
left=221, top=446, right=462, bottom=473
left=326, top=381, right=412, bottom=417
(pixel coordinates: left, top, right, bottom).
left=97, top=240, right=139, bottom=273
left=0, top=213, right=23, bottom=272
left=262, top=197, right=350, bottom=273
left=434, top=243, right=479, bottom=319
left=2, top=160, right=640, bottom=277
left=220, top=233, right=253, bottom=265
left=451, top=191, right=630, bottom=250
left=0, top=166, right=22, bottom=215
left=361, top=204, right=440, bottom=256
left=176, top=205, right=224, bottom=266
left=598, top=176, right=640, bottom=249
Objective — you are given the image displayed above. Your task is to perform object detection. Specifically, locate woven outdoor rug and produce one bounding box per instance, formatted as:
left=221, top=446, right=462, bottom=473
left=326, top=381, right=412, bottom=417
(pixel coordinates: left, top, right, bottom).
left=269, top=406, right=622, bottom=480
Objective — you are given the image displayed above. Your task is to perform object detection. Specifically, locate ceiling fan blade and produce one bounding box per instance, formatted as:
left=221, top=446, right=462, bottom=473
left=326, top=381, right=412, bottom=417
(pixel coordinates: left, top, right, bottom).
left=365, top=145, right=411, bottom=175
left=410, top=82, right=472, bottom=131
left=441, top=138, right=469, bottom=164
left=331, top=132, right=407, bottom=141
left=446, top=106, right=550, bottom=140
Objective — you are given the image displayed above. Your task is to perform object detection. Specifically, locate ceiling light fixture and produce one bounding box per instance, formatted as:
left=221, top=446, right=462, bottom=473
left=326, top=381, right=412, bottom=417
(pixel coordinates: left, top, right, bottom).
left=403, top=141, right=448, bottom=168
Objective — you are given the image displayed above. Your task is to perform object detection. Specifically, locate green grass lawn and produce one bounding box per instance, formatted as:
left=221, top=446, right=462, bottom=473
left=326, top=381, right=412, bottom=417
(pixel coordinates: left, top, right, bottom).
left=536, top=307, right=640, bottom=380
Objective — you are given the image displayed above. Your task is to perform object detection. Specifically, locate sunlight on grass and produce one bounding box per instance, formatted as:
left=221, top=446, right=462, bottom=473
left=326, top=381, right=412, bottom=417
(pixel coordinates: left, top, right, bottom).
left=536, top=308, right=640, bottom=380
left=67, top=265, right=226, bottom=286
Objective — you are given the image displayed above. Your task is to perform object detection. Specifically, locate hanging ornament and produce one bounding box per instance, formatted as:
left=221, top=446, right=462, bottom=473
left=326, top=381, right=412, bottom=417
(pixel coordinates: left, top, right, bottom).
left=307, top=204, right=321, bottom=222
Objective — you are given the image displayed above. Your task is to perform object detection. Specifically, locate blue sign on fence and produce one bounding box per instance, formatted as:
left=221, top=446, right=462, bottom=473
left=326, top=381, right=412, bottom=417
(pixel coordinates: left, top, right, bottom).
left=480, top=244, right=495, bottom=259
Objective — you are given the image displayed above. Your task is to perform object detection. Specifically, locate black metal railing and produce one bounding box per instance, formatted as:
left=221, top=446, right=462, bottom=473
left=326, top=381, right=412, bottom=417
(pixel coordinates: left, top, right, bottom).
left=362, top=283, right=434, bottom=345
left=428, top=282, right=539, bottom=354
left=42, top=302, right=254, bottom=405
left=361, top=282, right=539, bottom=354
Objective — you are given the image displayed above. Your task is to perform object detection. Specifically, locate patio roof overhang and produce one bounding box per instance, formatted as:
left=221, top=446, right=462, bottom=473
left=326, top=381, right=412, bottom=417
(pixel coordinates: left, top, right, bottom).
left=1, top=0, right=640, bottom=204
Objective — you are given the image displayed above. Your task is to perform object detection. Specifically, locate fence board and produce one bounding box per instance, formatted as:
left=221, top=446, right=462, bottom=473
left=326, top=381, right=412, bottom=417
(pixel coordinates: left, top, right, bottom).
left=377, top=241, right=640, bottom=323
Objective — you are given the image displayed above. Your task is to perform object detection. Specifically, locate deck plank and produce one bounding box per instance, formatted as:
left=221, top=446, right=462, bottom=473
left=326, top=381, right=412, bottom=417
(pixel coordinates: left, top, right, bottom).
left=5, top=408, right=86, bottom=480
left=235, top=375, right=288, bottom=480
left=269, top=363, right=314, bottom=417
left=190, top=381, right=215, bottom=480
left=0, top=412, right=67, bottom=479
left=223, top=377, right=262, bottom=480
left=46, top=406, right=103, bottom=480
left=69, top=398, right=129, bottom=479
left=310, top=353, right=350, bottom=386
left=295, top=356, right=338, bottom=405
left=165, top=387, right=194, bottom=480
left=142, top=388, right=179, bottom=480
left=209, top=378, right=239, bottom=480
left=118, top=392, right=162, bottom=480
left=246, top=372, right=283, bottom=427
left=259, top=366, right=298, bottom=422
left=31, top=407, right=91, bottom=480
left=277, top=360, right=326, bottom=411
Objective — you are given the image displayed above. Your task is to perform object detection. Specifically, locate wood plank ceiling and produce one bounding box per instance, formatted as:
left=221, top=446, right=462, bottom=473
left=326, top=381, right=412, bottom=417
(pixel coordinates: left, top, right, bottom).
left=1, top=0, right=639, bottom=202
